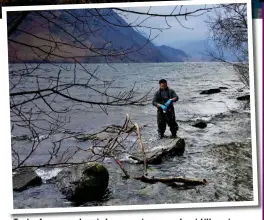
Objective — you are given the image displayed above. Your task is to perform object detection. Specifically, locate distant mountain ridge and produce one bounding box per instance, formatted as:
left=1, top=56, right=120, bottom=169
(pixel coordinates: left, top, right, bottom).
left=8, top=9, right=227, bottom=63
left=158, top=45, right=189, bottom=62
left=170, top=39, right=238, bottom=62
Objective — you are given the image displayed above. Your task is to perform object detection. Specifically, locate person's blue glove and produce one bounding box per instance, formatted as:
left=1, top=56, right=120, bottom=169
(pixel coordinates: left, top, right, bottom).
left=165, top=99, right=172, bottom=106
left=160, top=104, right=167, bottom=111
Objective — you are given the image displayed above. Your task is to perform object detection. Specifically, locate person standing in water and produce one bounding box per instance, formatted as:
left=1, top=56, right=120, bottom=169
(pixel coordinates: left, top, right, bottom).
left=152, top=79, right=179, bottom=139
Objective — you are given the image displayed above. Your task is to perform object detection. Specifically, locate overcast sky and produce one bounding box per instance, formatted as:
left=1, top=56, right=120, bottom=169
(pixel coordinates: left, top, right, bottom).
left=119, top=4, right=214, bottom=47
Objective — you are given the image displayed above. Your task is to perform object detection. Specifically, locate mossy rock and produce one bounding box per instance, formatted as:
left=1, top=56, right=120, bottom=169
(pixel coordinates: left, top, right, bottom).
left=56, top=162, right=109, bottom=204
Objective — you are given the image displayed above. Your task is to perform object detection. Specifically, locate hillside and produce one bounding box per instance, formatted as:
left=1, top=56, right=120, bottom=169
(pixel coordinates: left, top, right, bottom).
left=8, top=9, right=167, bottom=63
left=8, top=9, right=195, bottom=63
left=158, top=45, right=189, bottom=62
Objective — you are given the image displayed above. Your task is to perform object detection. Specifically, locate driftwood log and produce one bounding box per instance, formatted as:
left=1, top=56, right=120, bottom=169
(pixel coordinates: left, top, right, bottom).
left=134, top=175, right=207, bottom=186
left=129, top=137, right=185, bottom=164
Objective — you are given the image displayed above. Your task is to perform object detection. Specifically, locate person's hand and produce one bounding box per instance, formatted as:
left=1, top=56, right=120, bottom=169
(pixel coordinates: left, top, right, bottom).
left=159, top=104, right=167, bottom=111
left=171, top=97, right=178, bottom=102
left=165, top=99, right=172, bottom=106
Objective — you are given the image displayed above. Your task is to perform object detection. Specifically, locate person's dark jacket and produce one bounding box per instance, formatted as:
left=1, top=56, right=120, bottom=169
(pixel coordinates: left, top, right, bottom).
left=152, top=87, right=179, bottom=111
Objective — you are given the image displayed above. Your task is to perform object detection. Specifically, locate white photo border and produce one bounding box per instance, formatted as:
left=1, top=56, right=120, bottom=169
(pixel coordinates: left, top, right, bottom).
left=1, top=0, right=259, bottom=215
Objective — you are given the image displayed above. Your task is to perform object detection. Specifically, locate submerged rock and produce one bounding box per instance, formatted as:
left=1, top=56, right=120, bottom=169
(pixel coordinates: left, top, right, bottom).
left=11, top=134, right=30, bottom=141
left=138, top=182, right=166, bottom=197
left=200, top=88, right=221, bottom=95
left=56, top=162, right=109, bottom=204
left=75, top=132, right=115, bottom=142
left=219, top=87, right=228, bottom=89
left=193, top=121, right=207, bottom=129
left=13, top=168, right=42, bottom=192
left=237, top=95, right=250, bottom=101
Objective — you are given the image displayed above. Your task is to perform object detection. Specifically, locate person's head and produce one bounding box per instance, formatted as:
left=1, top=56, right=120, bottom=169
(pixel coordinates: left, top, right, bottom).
left=159, top=79, right=168, bottom=90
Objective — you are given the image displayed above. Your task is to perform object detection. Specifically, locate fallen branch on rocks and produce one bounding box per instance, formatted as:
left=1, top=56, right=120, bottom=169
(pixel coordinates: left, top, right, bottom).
left=128, top=122, right=206, bottom=186
left=111, top=153, right=130, bottom=179
left=75, top=120, right=148, bottom=142
left=134, top=123, right=148, bottom=175
left=134, top=175, right=207, bottom=186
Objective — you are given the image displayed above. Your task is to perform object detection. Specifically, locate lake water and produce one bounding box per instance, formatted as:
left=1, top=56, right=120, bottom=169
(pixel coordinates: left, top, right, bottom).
left=10, top=62, right=253, bottom=208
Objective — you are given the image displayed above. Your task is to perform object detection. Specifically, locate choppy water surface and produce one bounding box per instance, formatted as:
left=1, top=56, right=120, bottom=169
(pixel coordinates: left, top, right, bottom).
left=11, top=62, right=253, bottom=209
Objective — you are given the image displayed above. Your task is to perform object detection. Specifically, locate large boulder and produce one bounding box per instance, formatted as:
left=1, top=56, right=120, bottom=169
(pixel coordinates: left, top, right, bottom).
left=13, top=167, right=42, bottom=192
left=200, top=88, right=221, bottom=95
left=56, top=162, right=109, bottom=204
left=129, top=137, right=185, bottom=164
